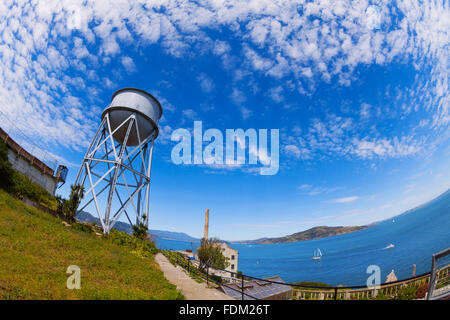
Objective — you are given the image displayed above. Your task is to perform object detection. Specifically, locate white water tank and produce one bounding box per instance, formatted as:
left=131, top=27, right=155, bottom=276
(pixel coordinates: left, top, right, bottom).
left=101, top=88, right=162, bottom=146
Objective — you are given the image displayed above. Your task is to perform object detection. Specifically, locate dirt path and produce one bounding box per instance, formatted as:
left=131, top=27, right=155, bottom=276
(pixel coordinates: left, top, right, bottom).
left=155, top=253, right=234, bottom=300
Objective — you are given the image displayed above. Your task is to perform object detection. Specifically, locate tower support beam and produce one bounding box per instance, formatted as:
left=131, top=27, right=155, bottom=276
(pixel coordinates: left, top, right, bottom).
left=75, top=113, right=157, bottom=234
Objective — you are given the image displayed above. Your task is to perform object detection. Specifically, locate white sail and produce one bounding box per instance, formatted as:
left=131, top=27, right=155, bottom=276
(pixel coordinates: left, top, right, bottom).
left=312, top=248, right=322, bottom=260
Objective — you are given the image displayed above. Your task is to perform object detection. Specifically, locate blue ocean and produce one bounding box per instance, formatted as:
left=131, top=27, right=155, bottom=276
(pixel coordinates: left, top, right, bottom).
left=154, top=191, right=450, bottom=286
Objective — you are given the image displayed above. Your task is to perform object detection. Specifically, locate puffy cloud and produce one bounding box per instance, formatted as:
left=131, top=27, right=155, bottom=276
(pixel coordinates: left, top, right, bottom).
left=282, top=114, right=425, bottom=161
left=197, top=73, right=214, bottom=93
left=329, top=196, right=359, bottom=203
left=0, top=0, right=447, bottom=163
left=121, top=56, right=136, bottom=73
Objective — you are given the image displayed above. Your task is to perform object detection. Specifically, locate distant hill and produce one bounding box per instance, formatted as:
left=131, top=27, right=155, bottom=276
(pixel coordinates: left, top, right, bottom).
left=369, top=188, right=450, bottom=226
left=234, top=226, right=369, bottom=244
left=75, top=211, right=199, bottom=242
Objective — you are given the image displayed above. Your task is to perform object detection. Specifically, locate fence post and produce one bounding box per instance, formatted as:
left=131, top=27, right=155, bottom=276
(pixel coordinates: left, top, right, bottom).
left=206, top=266, right=209, bottom=286
left=241, top=276, right=244, bottom=300
left=334, top=288, right=338, bottom=300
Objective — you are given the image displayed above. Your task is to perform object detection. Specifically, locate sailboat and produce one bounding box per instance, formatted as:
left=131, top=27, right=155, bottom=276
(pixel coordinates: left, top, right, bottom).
left=312, top=248, right=322, bottom=260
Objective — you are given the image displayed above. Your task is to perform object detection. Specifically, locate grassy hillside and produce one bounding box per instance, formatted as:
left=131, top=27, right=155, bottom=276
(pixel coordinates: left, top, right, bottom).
left=0, top=189, right=184, bottom=300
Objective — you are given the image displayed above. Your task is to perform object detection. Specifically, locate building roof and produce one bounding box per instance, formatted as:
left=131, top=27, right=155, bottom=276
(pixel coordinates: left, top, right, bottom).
left=221, top=276, right=292, bottom=300
left=218, top=242, right=238, bottom=253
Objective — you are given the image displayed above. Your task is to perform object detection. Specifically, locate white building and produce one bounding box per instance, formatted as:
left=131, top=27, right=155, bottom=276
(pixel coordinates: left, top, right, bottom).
left=218, top=242, right=238, bottom=276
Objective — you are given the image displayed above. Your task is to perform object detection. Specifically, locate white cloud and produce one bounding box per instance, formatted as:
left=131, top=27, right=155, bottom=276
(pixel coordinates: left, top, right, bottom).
left=230, top=88, right=246, bottom=105
left=212, top=40, right=231, bottom=56
left=329, top=196, right=359, bottom=203
left=121, top=56, right=136, bottom=73
left=352, top=137, right=422, bottom=159
left=360, top=103, right=371, bottom=119
left=0, top=0, right=447, bottom=164
left=182, top=109, right=197, bottom=120
left=298, top=184, right=339, bottom=196
left=284, top=144, right=301, bottom=159
left=239, top=106, right=252, bottom=120
left=268, top=86, right=284, bottom=103
left=197, top=73, right=214, bottom=93
left=282, top=114, right=425, bottom=161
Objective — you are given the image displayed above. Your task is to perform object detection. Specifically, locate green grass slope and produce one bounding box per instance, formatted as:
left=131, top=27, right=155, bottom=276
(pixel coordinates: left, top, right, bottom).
left=0, top=189, right=184, bottom=300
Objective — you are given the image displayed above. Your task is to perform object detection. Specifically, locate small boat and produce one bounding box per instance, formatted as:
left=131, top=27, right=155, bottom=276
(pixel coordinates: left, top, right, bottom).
left=384, top=244, right=395, bottom=249
left=312, top=248, right=322, bottom=260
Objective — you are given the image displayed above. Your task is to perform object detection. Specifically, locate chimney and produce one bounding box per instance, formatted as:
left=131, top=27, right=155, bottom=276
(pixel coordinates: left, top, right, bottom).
left=203, top=209, right=209, bottom=240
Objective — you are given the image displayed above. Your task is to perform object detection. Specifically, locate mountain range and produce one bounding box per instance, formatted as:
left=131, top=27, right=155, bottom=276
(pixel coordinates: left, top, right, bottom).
left=75, top=211, right=199, bottom=242
left=76, top=189, right=449, bottom=244
left=231, top=226, right=368, bottom=244
left=75, top=211, right=366, bottom=244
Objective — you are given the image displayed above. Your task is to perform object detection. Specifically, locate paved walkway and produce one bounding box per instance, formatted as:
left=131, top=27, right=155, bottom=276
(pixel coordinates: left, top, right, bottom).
left=155, top=253, right=234, bottom=300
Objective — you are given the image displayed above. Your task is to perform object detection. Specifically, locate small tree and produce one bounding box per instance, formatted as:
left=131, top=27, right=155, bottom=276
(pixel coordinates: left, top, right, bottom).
left=132, top=214, right=148, bottom=240
left=197, top=237, right=230, bottom=272
left=56, top=185, right=84, bottom=222
left=0, top=140, right=14, bottom=191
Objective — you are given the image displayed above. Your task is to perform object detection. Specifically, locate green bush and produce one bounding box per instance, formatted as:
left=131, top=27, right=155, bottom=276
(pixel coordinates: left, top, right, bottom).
left=108, top=228, right=158, bottom=258
left=55, top=185, right=84, bottom=222
left=0, top=140, right=14, bottom=190
left=72, top=222, right=94, bottom=234
left=394, top=285, right=418, bottom=300
left=132, top=214, right=149, bottom=240
left=415, top=283, right=428, bottom=299
left=197, top=238, right=230, bottom=272
left=209, top=274, right=223, bottom=284
left=294, top=281, right=332, bottom=290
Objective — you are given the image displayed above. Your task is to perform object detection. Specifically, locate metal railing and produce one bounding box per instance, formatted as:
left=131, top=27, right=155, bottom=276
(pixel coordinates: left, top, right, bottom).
left=427, top=247, right=450, bottom=300
left=162, top=248, right=450, bottom=300
left=161, top=250, right=259, bottom=300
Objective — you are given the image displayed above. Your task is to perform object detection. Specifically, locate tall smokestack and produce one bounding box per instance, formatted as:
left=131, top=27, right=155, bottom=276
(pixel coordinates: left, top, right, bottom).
left=203, top=209, right=209, bottom=240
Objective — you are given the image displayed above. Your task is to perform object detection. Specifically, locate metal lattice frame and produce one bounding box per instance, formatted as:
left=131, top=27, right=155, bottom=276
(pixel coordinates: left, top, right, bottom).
left=427, top=247, right=450, bottom=300
left=74, top=112, right=156, bottom=233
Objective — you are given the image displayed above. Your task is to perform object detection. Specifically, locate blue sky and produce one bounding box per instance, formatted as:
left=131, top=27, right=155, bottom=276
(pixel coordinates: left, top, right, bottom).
left=0, top=0, right=449, bottom=240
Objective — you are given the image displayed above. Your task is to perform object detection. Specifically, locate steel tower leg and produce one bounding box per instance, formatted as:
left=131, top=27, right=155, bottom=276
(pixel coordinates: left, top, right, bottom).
left=75, top=113, right=155, bottom=234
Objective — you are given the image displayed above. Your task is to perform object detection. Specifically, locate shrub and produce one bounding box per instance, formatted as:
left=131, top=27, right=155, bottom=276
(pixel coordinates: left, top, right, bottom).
left=56, top=185, right=84, bottom=222
left=394, top=285, right=417, bottom=300
left=72, top=222, right=94, bottom=234
left=415, top=283, right=428, bottom=299
left=0, top=140, right=14, bottom=190
left=197, top=238, right=230, bottom=272
left=295, top=281, right=331, bottom=289
left=132, top=214, right=148, bottom=240
left=108, top=228, right=158, bottom=257
left=209, top=274, right=223, bottom=284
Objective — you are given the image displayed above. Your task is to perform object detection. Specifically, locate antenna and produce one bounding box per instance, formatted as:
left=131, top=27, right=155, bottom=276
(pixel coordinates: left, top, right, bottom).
left=74, top=88, right=162, bottom=233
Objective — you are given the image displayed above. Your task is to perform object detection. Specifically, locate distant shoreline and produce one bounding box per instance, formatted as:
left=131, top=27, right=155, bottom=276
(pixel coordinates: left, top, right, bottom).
left=230, top=225, right=370, bottom=245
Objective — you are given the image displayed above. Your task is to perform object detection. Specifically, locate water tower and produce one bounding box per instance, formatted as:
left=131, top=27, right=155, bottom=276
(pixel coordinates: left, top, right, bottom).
left=75, top=88, right=162, bottom=233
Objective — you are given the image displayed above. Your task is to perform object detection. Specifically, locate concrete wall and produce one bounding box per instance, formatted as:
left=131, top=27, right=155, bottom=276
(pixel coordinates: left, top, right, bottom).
left=7, top=149, right=58, bottom=195
left=219, top=243, right=239, bottom=275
